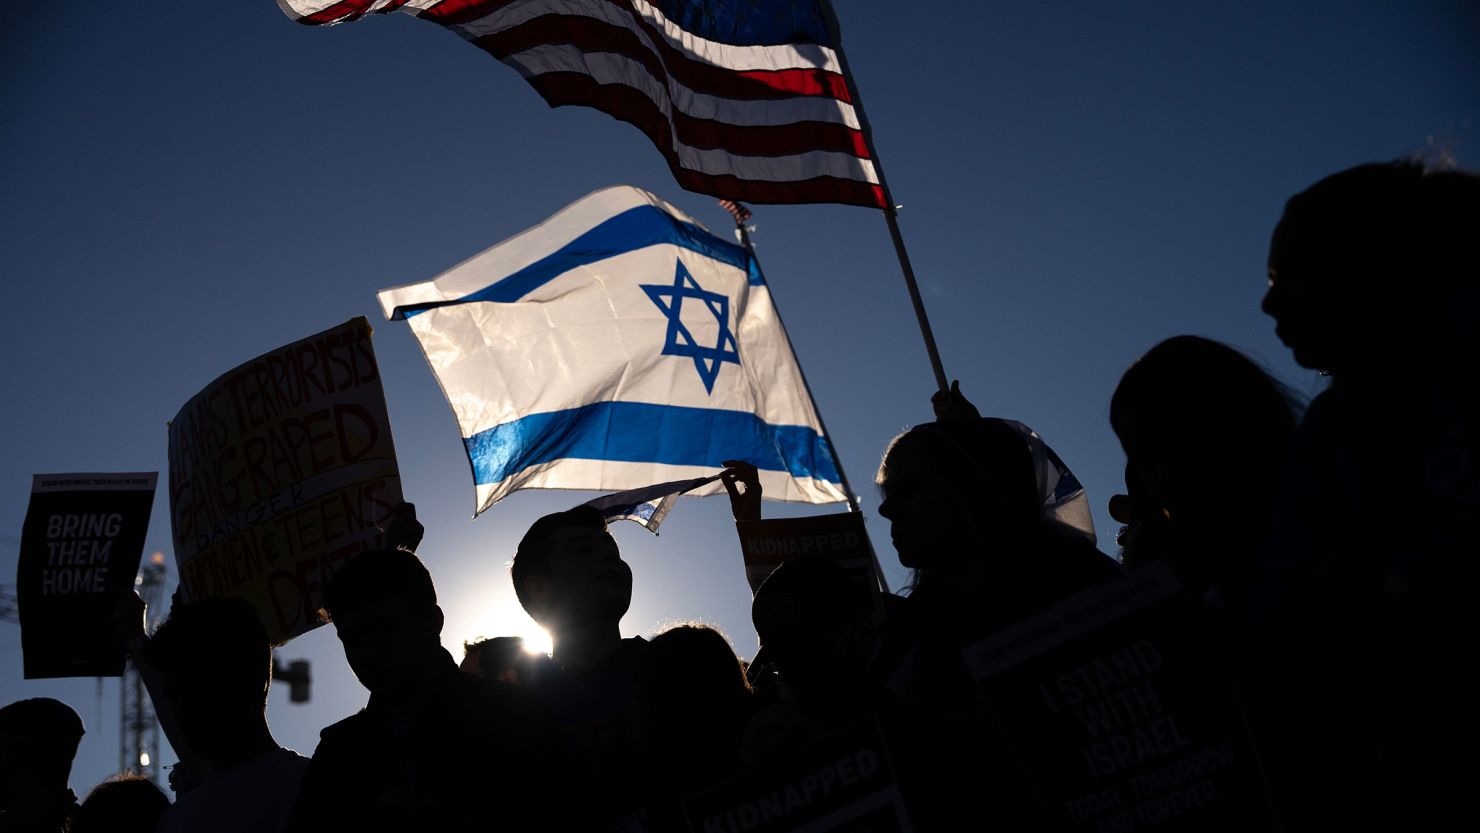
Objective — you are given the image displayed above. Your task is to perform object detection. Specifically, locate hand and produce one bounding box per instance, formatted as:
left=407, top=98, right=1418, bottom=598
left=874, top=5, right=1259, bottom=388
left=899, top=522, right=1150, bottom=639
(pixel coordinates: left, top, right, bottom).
left=931, top=379, right=981, bottom=422
left=720, top=460, right=762, bottom=522
left=384, top=501, right=425, bottom=553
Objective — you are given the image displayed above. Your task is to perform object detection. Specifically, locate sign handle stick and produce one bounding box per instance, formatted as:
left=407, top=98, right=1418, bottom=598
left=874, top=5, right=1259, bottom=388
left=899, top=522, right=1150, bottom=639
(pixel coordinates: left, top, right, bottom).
left=821, top=0, right=950, bottom=393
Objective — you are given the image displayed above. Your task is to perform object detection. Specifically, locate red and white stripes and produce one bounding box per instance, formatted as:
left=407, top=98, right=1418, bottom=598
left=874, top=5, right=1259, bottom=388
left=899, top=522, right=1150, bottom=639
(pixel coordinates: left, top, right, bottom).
left=279, top=0, right=887, bottom=207
left=717, top=199, right=752, bottom=224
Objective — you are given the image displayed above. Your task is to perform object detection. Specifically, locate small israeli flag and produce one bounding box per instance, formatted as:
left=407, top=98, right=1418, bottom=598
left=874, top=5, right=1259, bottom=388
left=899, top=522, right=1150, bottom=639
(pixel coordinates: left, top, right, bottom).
left=583, top=474, right=721, bottom=534
left=377, top=186, right=847, bottom=515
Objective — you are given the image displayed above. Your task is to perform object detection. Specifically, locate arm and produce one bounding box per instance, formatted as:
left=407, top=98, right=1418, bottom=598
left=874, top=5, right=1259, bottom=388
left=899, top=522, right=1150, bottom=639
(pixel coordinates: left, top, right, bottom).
left=111, top=590, right=212, bottom=794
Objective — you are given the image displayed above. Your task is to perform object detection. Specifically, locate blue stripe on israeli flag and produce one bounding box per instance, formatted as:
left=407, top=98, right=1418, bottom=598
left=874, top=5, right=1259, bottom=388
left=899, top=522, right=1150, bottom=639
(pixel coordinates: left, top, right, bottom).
left=378, top=185, right=846, bottom=515
left=394, top=205, right=763, bottom=319
left=464, top=402, right=841, bottom=487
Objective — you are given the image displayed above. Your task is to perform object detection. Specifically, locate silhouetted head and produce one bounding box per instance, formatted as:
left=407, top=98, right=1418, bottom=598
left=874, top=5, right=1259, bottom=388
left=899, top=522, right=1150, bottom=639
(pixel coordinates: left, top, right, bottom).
left=634, top=623, right=750, bottom=783
left=460, top=636, right=534, bottom=684
left=751, top=559, right=876, bottom=706
left=876, top=419, right=1039, bottom=572
left=142, top=597, right=271, bottom=764
left=1110, top=336, right=1301, bottom=565
left=640, top=624, right=750, bottom=720
left=0, top=697, right=84, bottom=806
left=512, top=505, right=632, bottom=631
left=323, top=548, right=444, bottom=697
left=70, top=775, right=169, bottom=833
left=1265, top=161, right=1480, bottom=376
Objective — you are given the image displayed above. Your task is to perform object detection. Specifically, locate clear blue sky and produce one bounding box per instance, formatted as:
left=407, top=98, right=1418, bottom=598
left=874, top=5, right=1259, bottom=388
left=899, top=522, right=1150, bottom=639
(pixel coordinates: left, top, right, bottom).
left=2, top=0, right=1476, bottom=796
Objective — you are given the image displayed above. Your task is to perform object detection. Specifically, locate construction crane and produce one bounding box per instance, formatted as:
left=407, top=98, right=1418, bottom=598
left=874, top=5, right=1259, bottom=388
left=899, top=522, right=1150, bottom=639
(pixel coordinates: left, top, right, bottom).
left=1, top=534, right=18, bottom=623
left=120, top=552, right=168, bottom=783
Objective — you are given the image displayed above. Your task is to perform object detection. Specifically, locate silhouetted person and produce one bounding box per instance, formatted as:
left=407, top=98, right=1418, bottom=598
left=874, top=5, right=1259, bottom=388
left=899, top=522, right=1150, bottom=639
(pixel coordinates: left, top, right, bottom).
left=287, top=548, right=556, bottom=833
left=459, top=635, right=534, bottom=684
left=719, top=460, right=883, bottom=729
left=1110, top=335, right=1302, bottom=604
left=633, top=624, right=753, bottom=831
left=1255, top=161, right=1480, bottom=831
left=749, top=559, right=879, bottom=728
left=719, top=461, right=896, bottom=770
left=0, top=698, right=84, bottom=833
left=142, top=597, right=309, bottom=833
left=511, top=505, right=651, bottom=828
left=874, top=407, right=1118, bottom=831
left=68, top=776, right=168, bottom=833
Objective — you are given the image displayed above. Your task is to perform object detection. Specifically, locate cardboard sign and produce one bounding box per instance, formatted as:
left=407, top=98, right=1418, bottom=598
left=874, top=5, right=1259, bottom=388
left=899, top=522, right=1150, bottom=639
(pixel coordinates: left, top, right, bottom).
left=17, top=472, right=157, bottom=678
left=963, top=563, right=1278, bottom=832
left=167, top=317, right=402, bottom=643
left=683, top=719, right=912, bottom=833
left=737, top=512, right=876, bottom=599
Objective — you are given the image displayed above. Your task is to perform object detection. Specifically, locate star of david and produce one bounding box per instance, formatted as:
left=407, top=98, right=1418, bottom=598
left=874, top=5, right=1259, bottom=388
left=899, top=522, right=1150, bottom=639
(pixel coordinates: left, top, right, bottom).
left=640, top=259, right=740, bottom=394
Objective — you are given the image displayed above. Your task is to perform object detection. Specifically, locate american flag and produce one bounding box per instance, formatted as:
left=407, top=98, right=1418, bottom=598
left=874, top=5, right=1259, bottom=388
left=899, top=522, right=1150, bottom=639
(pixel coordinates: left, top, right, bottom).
left=278, top=0, right=887, bottom=208
left=717, top=198, right=752, bottom=224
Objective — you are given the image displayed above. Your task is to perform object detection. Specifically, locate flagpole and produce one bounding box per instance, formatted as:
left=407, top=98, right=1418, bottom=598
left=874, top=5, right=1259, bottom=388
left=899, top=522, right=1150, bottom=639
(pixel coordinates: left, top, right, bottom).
left=819, top=0, right=950, bottom=394
left=729, top=212, right=891, bottom=595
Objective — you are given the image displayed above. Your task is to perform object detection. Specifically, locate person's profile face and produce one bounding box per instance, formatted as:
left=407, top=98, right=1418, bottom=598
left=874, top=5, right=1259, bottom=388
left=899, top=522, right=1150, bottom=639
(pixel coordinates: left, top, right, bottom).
left=545, top=525, right=632, bottom=622
left=1264, top=216, right=1328, bottom=369
left=877, top=444, right=958, bottom=570
left=1265, top=210, right=1386, bottom=375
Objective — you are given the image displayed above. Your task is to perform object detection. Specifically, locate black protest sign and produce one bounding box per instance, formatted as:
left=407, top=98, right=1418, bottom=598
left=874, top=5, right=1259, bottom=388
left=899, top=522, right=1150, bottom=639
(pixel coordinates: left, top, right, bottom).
left=683, top=719, right=912, bottom=833
left=962, top=563, right=1278, bottom=832
left=737, top=512, right=875, bottom=599
left=17, top=472, right=157, bottom=678
left=167, top=317, right=403, bottom=644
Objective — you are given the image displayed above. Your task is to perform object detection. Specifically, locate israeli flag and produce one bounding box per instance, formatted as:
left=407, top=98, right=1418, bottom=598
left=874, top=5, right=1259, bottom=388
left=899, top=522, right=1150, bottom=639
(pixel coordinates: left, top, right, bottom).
left=583, top=474, right=720, bottom=534
left=377, top=186, right=847, bottom=515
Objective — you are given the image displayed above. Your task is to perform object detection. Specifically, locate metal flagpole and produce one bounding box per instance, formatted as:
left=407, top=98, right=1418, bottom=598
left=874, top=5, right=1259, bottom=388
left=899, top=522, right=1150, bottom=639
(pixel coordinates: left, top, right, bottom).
left=725, top=206, right=891, bottom=594
left=819, top=0, right=950, bottom=394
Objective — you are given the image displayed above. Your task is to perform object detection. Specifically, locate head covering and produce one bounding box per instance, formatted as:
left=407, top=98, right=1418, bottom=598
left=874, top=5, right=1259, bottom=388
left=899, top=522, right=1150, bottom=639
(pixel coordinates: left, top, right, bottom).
left=1001, top=419, right=1097, bottom=545
left=910, top=418, right=1096, bottom=545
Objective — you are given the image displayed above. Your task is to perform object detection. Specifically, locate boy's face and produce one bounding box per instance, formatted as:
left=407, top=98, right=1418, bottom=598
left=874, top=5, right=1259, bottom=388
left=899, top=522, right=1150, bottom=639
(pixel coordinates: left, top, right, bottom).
left=161, top=668, right=251, bottom=761
left=333, top=596, right=441, bottom=695
left=533, top=525, right=632, bottom=627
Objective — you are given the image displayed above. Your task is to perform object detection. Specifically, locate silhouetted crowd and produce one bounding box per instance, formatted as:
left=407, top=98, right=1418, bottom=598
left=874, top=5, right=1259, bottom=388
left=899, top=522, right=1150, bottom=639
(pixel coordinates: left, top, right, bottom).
left=3, top=160, right=1477, bottom=832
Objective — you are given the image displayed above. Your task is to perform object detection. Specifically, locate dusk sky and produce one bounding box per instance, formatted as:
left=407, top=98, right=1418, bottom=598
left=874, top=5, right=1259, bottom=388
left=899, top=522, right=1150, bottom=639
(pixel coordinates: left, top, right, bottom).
left=3, top=1, right=1477, bottom=794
